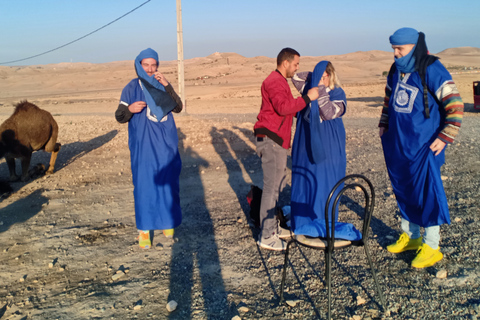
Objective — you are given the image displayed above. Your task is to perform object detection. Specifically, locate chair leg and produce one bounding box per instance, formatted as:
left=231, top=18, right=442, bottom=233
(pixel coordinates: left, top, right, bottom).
left=326, top=249, right=332, bottom=320
left=364, top=242, right=386, bottom=309
left=280, top=240, right=294, bottom=303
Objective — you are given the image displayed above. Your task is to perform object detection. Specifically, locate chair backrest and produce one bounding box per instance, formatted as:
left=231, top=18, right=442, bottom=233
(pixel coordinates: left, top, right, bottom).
left=324, top=174, right=375, bottom=248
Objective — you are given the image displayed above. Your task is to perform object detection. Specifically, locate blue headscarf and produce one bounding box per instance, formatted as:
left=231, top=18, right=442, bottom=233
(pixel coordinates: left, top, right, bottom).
left=305, top=61, right=347, bottom=164
left=135, top=48, right=177, bottom=120
left=390, top=27, right=419, bottom=73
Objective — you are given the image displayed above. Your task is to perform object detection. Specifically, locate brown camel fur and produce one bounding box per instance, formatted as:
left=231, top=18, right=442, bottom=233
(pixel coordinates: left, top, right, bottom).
left=0, top=101, right=61, bottom=182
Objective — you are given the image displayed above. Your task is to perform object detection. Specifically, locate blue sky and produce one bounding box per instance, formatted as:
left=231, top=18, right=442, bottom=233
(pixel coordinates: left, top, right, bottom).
left=1, top=0, right=479, bottom=65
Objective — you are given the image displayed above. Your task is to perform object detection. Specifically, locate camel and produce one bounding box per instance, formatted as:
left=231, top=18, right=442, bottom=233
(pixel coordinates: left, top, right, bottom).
left=0, top=100, right=61, bottom=182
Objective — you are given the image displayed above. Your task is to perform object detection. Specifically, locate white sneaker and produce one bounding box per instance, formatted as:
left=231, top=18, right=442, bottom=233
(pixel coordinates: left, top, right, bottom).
left=277, top=221, right=294, bottom=240
left=257, top=233, right=286, bottom=251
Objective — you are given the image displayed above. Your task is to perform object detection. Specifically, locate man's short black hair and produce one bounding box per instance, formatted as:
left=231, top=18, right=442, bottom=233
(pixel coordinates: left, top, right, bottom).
left=277, top=47, right=300, bottom=67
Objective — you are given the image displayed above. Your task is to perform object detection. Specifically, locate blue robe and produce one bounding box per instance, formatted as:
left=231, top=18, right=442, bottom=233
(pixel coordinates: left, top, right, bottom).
left=291, top=61, right=353, bottom=239
left=120, top=79, right=182, bottom=230
left=381, top=60, right=450, bottom=227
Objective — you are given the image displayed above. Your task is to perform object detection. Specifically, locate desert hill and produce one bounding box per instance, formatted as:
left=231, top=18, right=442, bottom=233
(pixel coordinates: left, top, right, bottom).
left=437, top=46, right=480, bottom=55
left=0, top=46, right=479, bottom=320
left=0, top=47, right=479, bottom=110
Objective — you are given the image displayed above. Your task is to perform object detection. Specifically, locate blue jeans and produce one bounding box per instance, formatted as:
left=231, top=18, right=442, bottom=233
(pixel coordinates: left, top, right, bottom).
left=401, top=218, right=440, bottom=249
left=256, top=136, right=287, bottom=238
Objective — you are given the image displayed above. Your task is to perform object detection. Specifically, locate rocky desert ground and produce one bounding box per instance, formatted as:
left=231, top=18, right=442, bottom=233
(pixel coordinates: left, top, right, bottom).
left=0, top=47, right=479, bottom=319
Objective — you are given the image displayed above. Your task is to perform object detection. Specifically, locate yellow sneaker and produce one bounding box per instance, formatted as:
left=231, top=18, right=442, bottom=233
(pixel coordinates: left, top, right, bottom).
left=411, top=243, right=443, bottom=268
left=138, top=230, right=151, bottom=249
left=387, top=232, right=422, bottom=253
left=163, top=229, right=174, bottom=238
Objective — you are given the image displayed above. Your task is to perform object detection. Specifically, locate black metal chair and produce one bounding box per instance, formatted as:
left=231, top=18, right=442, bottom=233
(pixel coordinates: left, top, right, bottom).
left=279, top=174, right=385, bottom=319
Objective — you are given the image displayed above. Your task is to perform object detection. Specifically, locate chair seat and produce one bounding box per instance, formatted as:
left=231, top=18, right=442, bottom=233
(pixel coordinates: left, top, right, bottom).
left=295, top=235, right=352, bottom=249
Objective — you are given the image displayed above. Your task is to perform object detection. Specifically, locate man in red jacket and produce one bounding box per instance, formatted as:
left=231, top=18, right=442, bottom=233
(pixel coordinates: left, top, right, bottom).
left=254, top=47, right=319, bottom=251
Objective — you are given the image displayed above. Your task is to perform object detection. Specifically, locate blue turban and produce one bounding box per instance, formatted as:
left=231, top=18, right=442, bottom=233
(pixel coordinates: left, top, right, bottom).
left=389, top=27, right=419, bottom=46
left=134, top=48, right=176, bottom=120
left=136, top=48, right=159, bottom=63
left=390, top=28, right=419, bottom=73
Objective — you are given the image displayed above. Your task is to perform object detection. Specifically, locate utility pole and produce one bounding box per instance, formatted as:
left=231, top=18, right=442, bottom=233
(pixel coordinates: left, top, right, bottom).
left=176, top=0, right=185, bottom=112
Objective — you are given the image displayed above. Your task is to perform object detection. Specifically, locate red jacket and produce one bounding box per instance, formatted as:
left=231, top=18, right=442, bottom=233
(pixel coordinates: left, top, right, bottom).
left=254, top=70, right=310, bottom=149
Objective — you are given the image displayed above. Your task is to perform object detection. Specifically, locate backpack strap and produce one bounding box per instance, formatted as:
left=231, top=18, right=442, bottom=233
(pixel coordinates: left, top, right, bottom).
left=421, top=81, right=430, bottom=118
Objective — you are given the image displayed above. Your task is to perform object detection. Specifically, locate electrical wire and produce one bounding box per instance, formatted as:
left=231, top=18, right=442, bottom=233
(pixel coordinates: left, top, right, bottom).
left=0, top=0, right=151, bottom=65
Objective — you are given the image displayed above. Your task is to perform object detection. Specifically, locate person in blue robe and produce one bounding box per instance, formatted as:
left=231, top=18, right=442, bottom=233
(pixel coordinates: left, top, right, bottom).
left=290, top=61, right=360, bottom=241
left=380, top=28, right=464, bottom=268
left=115, top=48, right=183, bottom=249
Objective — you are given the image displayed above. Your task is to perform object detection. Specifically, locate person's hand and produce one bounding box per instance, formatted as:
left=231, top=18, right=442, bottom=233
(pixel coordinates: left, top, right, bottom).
left=430, top=138, right=446, bottom=156
left=307, top=87, right=320, bottom=101
left=128, top=101, right=147, bottom=113
left=379, top=127, right=387, bottom=138
left=154, top=72, right=168, bottom=86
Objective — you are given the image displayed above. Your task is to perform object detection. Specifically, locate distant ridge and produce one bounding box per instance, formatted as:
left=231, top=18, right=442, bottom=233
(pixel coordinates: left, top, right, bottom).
left=437, top=47, right=480, bottom=55
left=206, top=52, right=246, bottom=59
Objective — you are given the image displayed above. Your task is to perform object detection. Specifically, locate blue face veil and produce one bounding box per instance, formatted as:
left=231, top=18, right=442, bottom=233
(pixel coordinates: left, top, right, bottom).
left=390, top=27, right=419, bottom=74
left=305, top=61, right=347, bottom=163
left=135, top=48, right=177, bottom=119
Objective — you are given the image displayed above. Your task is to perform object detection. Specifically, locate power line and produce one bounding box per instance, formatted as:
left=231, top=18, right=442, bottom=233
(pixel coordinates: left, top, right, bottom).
left=0, top=0, right=151, bottom=65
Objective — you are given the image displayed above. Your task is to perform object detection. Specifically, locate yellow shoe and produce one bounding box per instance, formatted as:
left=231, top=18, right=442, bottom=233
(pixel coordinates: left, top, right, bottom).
left=163, top=229, right=174, bottom=238
left=138, top=230, right=151, bottom=249
left=387, top=232, right=422, bottom=253
left=411, top=243, right=443, bottom=269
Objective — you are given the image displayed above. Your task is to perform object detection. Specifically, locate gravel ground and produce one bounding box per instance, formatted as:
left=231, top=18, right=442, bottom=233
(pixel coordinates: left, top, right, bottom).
left=0, top=106, right=479, bottom=320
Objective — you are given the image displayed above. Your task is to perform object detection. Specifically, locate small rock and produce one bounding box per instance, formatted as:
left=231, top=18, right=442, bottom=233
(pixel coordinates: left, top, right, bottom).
left=238, top=306, right=249, bottom=313
left=286, top=300, right=298, bottom=307
left=386, top=235, right=395, bottom=240
left=112, top=271, right=125, bottom=281
left=367, top=309, right=379, bottom=316
left=454, top=217, right=461, bottom=222
left=410, top=298, right=419, bottom=303
left=356, top=296, right=366, bottom=306
left=436, top=269, right=447, bottom=279
left=237, top=219, right=243, bottom=223
left=133, top=304, right=142, bottom=310
left=19, top=276, right=25, bottom=282
left=48, top=262, right=54, bottom=268
left=441, top=176, right=448, bottom=181
left=166, top=300, right=177, bottom=312
left=232, top=316, right=241, bottom=320
left=353, top=315, right=361, bottom=320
